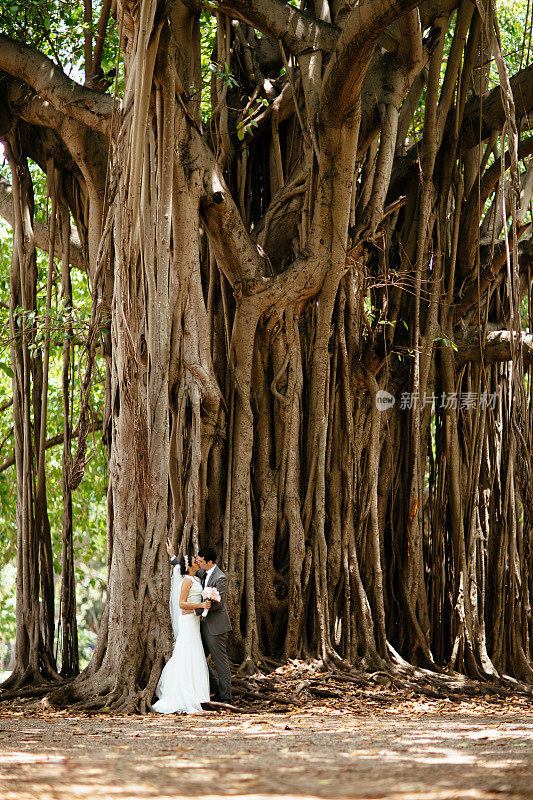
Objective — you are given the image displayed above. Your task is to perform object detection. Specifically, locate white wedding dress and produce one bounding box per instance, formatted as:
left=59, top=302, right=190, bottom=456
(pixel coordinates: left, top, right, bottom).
left=152, top=569, right=210, bottom=714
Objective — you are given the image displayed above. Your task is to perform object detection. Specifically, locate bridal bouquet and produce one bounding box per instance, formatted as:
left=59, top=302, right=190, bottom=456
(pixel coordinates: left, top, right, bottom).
left=201, top=586, right=221, bottom=617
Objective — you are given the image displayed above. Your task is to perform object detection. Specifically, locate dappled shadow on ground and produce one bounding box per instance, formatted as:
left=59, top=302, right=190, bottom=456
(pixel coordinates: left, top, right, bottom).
left=0, top=698, right=533, bottom=800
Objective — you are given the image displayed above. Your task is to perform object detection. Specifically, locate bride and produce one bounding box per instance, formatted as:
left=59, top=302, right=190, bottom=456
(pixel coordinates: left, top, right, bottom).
left=152, top=548, right=211, bottom=714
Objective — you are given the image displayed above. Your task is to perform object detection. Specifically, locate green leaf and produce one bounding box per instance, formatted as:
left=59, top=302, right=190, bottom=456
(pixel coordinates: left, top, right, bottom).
left=0, top=362, right=14, bottom=379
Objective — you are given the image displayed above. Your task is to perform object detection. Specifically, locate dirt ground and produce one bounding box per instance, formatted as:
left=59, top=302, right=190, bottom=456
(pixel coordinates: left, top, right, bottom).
left=1, top=695, right=533, bottom=800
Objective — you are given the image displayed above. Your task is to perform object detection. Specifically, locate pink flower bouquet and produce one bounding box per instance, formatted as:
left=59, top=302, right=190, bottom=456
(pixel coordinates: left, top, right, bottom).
left=201, top=586, right=221, bottom=617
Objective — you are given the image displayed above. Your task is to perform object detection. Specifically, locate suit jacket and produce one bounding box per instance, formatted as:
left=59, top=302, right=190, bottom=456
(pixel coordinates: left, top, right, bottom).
left=170, top=560, right=232, bottom=635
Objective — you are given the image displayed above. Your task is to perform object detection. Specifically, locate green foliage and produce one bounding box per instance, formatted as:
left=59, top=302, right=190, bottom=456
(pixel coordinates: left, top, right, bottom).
left=433, top=336, right=458, bottom=351
left=0, top=563, right=16, bottom=645
left=496, top=0, right=532, bottom=77
left=208, top=61, right=238, bottom=89
left=200, top=10, right=217, bottom=123
left=12, top=301, right=92, bottom=357
left=522, top=291, right=530, bottom=331
left=237, top=107, right=261, bottom=140
left=407, top=1, right=532, bottom=140
left=0, top=0, right=122, bottom=91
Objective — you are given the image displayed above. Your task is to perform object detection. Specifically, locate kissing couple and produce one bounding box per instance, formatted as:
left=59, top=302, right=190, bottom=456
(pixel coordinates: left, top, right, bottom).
left=152, top=541, right=233, bottom=714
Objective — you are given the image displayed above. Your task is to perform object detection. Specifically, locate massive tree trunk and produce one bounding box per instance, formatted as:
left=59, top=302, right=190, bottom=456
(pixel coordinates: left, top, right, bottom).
left=1, top=0, right=533, bottom=707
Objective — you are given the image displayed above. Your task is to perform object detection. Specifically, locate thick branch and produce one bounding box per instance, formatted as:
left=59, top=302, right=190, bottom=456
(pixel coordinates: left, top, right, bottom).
left=457, top=136, right=533, bottom=278
left=455, top=330, right=533, bottom=365
left=0, top=419, right=102, bottom=474
left=320, top=0, right=425, bottom=123
left=454, top=236, right=533, bottom=318
left=214, top=0, right=339, bottom=55
left=91, top=0, right=112, bottom=81
left=0, top=34, right=114, bottom=135
left=389, top=62, right=533, bottom=200
left=199, top=144, right=266, bottom=286
left=461, top=62, right=533, bottom=152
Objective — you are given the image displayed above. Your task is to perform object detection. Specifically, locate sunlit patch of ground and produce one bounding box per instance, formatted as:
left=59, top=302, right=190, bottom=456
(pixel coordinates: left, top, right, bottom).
left=0, top=695, right=532, bottom=800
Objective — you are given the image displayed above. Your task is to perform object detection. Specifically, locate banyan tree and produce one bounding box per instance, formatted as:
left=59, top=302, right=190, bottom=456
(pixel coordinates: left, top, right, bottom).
left=0, top=0, right=532, bottom=711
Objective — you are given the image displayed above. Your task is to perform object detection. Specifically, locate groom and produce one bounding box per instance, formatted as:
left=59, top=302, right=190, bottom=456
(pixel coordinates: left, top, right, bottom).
left=170, top=546, right=232, bottom=704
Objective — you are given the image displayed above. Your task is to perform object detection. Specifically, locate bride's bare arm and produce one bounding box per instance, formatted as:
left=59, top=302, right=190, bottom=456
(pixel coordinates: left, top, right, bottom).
left=179, top=577, right=211, bottom=614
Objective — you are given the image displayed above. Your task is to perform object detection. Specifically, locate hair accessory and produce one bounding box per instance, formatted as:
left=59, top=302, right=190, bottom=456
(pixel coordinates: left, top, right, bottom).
left=184, top=554, right=189, bottom=569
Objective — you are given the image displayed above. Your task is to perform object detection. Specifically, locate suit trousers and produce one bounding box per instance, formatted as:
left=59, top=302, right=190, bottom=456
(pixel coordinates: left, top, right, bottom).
left=201, top=626, right=232, bottom=702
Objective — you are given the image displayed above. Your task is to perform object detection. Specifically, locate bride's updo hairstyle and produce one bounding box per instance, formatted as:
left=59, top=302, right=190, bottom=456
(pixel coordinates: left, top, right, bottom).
left=178, top=553, right=193, bottom=576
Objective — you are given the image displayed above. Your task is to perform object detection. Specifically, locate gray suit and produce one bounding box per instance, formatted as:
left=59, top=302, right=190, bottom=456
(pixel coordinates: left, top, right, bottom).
left=171, top=561, right=232, bottom=702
